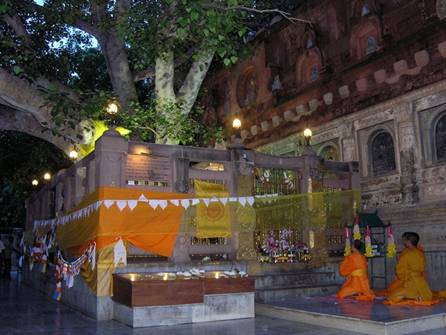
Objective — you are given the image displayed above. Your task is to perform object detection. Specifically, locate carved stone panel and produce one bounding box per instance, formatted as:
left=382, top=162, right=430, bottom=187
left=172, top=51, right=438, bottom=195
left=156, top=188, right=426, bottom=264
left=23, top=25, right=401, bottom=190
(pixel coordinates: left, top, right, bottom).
left=437, top=0, right=446, bottom=19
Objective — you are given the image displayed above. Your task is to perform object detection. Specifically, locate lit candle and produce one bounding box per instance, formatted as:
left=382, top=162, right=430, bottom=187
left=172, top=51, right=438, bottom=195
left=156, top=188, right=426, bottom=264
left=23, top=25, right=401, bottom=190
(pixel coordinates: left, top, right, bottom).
left=129, top=274, right=137, bottom=282
left=163, top=273, right=168, bottom=281
left=215, top=272, right=220, bottom=279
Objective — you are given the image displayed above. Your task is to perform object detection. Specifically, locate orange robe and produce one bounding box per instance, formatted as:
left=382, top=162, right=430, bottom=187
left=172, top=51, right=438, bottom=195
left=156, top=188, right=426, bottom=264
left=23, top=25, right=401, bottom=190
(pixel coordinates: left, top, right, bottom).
left=386, top=247, right=436, bottom=305
left=385, top=246, right=426, bottom=296
left=337, top=252, right=375, bottom=301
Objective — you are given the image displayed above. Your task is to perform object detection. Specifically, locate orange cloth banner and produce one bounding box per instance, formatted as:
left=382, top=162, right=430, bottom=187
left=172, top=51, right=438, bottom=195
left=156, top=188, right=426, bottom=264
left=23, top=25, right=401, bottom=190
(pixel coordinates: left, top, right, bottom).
left=56, top=187, right=188, bottom=257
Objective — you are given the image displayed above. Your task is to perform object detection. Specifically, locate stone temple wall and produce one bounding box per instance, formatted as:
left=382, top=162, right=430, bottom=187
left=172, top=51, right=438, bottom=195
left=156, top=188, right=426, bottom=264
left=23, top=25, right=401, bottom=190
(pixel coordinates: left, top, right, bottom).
left=259, top=80, right=446, bottom=285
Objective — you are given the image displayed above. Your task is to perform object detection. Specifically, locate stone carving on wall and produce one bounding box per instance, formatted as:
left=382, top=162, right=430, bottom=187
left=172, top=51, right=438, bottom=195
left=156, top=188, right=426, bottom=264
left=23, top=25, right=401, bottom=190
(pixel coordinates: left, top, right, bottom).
left=350, top=15, right=382, bottom=59
left=437, top=0, right=446, bottom=19
left=435, top=113, right=446, bottom=160
left=400, top=149, right=419, bottom=205
left=237, top=67, right=258, bottom=108
left=296, top=48, right=323, bottom=87
left=342, top=138, right=355, bottom=162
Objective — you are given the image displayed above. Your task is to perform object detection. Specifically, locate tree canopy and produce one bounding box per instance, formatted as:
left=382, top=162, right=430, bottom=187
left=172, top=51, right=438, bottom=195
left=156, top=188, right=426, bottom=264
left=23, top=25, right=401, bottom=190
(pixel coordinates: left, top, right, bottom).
left=0, top=0, right=309, bottom=152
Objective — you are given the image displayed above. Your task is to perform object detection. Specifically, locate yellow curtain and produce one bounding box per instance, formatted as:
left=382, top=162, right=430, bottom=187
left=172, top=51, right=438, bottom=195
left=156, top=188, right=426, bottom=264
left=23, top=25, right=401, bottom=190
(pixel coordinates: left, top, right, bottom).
left=80, top=244, right=115, bottom=296
left=194, top=180, right=231, bottom=238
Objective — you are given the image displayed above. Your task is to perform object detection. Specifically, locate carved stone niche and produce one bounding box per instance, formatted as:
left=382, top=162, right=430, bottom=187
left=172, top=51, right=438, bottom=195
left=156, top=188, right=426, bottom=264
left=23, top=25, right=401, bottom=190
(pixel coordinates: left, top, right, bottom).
left=357, top=120, right=398, bottom=178
left=317, top=141, right=341, bottom=161
left=350, top=16, right=382, bottom=60
left=236, top=66, right=258, bottom=108
left=295, top=48, right=323, bottom=87
left=418, top=102, right=446, bottom=167
left=437, top=0, right=446, bottom=19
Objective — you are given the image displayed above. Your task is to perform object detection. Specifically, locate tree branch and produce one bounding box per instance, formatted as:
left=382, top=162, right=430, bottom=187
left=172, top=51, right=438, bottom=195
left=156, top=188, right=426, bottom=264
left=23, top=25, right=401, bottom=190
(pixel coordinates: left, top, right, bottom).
left=176, top=49, right=215, bottom=114
left=204, top=4, right=313, bottom=25
left=2, top=14, right=32, bottom=48
left=73, top=18, right=100, bottom=38
left=155, top=50, right=176, bottom=102
left=133, top=46, right=199, bottom=82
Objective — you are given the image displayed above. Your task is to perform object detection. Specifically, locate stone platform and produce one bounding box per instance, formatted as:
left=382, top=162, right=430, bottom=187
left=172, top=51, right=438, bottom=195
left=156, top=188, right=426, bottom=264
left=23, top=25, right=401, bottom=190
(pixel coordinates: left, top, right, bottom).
left=112, top=272, right=255, bottom=327
left=257, top=295, right=446, bottom=335
left=114, top=292, right=255, bottom=327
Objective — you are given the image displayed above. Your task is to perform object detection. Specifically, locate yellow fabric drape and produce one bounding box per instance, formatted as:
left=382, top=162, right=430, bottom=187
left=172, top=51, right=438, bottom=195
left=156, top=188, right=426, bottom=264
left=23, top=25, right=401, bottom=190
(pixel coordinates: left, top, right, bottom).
left=80, top=244, right=115, bottom=296
left=56, top=187, right=188, bottom=257
left=194, top=180, right=231, bottom=238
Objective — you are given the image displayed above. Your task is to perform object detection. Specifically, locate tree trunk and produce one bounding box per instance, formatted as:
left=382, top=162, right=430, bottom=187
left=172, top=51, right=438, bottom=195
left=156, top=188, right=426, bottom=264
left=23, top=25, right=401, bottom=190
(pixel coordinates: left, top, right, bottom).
left=176, top=49, right=214, bottom=115
left=98, top=32, right=138, bottom=112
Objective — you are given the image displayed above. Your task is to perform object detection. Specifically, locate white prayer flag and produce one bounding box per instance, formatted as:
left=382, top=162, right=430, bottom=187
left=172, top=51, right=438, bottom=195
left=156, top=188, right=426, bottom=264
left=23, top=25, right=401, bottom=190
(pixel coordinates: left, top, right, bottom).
left=159, top=200, right=168, bottom=210
left=104, top=200, right=115, bottom=208
left=247, top=196, right=255, bottom=206
left=238, top=197, right=247, bottom=206
left=117, top=201, right=127, bottom=211
left=202, top=198, right=210, bottom=207
left=181, top=199, right=190, bottom=209
left=191, top=199, right=200, bottom=206
left=219, top=197, right=228, bottom=206
left=127, top=200, right=138, bottom=210
left=170, top=199, right=180, bottom=206
left=149, top=200, right=160, bottom=209
left=138, top=194, right=149, bottom=202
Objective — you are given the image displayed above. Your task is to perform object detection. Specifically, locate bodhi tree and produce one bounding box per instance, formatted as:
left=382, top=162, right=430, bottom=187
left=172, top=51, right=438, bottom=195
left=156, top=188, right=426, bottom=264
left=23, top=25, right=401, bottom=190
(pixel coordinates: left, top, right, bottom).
left=0, top=0, right=309, bottom=152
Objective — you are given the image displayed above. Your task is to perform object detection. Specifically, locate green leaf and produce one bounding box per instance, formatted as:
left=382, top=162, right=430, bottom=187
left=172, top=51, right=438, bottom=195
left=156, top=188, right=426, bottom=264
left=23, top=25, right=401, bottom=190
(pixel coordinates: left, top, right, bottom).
left=13, top=66, right=23, bottom=75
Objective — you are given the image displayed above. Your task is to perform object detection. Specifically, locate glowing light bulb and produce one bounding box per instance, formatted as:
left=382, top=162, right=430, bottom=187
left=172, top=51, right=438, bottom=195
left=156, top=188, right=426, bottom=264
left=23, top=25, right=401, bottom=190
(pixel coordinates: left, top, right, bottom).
left=32, top=179, right=39, bottom=186
left=232, top=117, right=242, bottom=129
left=43, top=172, right=51, bottom=181
left=69, top=150, right=78, bottom=160
left=303, top=128, right=312, bottom=138
left=106, top=102, right=119, bottom=115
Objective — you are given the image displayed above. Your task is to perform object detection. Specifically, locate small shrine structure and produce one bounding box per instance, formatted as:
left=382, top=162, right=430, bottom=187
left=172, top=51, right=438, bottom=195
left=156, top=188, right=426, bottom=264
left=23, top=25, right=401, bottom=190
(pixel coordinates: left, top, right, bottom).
left=25, top=130, right=360, bottom=325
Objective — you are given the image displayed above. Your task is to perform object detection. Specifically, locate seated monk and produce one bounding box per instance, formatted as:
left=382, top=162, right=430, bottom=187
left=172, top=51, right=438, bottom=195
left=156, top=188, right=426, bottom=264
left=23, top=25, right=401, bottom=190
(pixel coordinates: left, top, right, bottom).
left=384, top=232, right=426, bottom=296
left=337, top=240, right=375, bottom=301
left=386, top=232, right=437, bottom=306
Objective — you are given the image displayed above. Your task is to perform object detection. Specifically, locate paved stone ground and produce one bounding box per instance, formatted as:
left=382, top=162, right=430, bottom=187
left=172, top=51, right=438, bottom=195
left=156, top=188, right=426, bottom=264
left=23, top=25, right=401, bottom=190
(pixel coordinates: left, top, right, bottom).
left=1, top=277, right=445, bottom=335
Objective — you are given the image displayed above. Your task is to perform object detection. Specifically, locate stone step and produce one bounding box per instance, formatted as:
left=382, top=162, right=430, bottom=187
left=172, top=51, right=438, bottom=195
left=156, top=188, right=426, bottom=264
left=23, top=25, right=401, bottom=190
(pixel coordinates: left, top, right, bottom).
left=255, top=271, right=336, bottom=290
left=255, top=283, right=341, bottom=304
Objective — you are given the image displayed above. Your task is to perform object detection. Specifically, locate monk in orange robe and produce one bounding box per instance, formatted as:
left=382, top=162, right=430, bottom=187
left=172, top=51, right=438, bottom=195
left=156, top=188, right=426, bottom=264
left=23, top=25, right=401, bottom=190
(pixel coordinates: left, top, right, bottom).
left=384, top=232, right=426, bottom=296
left=337, top=240, right=375, bottom=301
left=385, top=232, right=437, bottom=306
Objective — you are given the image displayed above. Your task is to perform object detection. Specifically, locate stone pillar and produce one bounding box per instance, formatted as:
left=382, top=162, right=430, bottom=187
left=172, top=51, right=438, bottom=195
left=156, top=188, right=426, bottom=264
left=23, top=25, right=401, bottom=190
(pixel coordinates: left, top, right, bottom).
left=172, top=157, right=190, bottom=193
left=396, top=105, right=419, bottom=206
left=94, top=129, right=129, bottom=188
left=229, top=148, right=257, bottom=261
left=171, top=152, right=191, bottom=263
